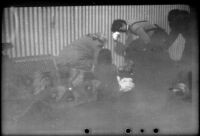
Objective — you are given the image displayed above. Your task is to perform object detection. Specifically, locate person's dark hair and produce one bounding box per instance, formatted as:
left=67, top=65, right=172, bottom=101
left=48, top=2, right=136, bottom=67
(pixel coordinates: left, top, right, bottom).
left=111, top=19, right=127, bottom=33
left=168, top=9, right=181, bottom=32
left=168, top=9, right=190, bottom=33
left=168, top=9, right=181, bottom=22
left=97, top=49, right=112, bottom=65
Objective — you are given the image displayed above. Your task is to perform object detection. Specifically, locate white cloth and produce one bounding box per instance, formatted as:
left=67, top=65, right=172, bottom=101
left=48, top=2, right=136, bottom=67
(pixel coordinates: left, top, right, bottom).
left=112, top=32, right=120, bottom=40
left=168, top=34, right=185, bottom=61
left=117, top=76, right=135, bottom=92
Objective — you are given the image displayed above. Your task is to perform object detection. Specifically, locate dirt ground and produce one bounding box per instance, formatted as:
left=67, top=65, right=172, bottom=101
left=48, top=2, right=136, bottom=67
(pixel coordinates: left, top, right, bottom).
left=2, top=49, right=199, bottom=135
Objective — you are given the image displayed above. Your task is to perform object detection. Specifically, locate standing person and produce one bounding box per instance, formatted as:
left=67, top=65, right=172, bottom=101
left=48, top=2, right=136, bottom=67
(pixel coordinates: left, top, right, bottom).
left=166, top=9, right=197, bottom=100
left=54, top=33, right=107, bottom=101
left=166, top=9, right=191, bottom=62
left=93, top=49, right=120, bottom=101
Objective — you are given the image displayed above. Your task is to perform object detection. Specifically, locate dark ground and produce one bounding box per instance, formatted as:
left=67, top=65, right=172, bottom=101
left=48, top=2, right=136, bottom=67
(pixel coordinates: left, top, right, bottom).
left=2, top=49, right=199, bottom=135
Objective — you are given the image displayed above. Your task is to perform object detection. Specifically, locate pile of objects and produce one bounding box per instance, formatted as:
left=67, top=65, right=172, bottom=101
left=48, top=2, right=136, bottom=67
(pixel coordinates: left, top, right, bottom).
left=117, top=60, right=135, bottom=93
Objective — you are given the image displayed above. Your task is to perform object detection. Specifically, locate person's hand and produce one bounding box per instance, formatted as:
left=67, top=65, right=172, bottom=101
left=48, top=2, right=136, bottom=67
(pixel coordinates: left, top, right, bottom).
left=112, top=32, right=120, bottom=41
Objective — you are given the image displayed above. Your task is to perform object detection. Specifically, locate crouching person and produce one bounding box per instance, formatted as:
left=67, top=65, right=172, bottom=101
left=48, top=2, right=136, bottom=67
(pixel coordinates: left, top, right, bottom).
left=94, top=49, right=120, bottom=101
left=54, top=33, right=107, bottom=101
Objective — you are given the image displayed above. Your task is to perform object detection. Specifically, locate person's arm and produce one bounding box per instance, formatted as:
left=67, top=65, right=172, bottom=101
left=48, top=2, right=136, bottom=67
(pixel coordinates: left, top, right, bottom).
left=125, top=31, right=135, bottom=47
left=112, top=64, right=118, bottom=76
left=134, top=27, right=151, bottom=44
left=93, top=48, right=101, bottom=66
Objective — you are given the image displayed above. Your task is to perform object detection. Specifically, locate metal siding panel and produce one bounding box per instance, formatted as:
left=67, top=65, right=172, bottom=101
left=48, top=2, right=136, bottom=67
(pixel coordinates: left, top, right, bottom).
left=105, top=6, right=109, bottom=49
left=19, top=8, right=25, bottom=57
left=29, top=7, right=34, bottom=56
left=14, top=8, right=20, bottom=58
left=100, top=6, right=103, bottom=33
left=52, top=7, right=56, bottom=55
left=2, top=5, right=190, bottom=65
left=57, top=6, right=61, bottom=55
left=111, top=6, right=115, bottom=62
left=89, top=6, right=92, bottom=33
left=3, top=8, right=7, bottom=43
left=42, top=7, right=47, bottom=55
left=106, top=6, right=110, bottom=49
left=50, top=7, right=56, bottom=56
left=55, top=7, right=59, bottom=56
left=78, top=6, right=82, bottom=37
left=93, top=6, right=96, bottom=33
left=71, top=7, right=75, bottom=42
left=15, top=8, right=21, bottom=58
left=70, top=6, right=73, bottom=44
left=38, top=7, right=43, bottom=55
left=82, top=6, right=86, bottom=35
left=96, top=6, right=98, bottom=33
left=75, top=6, right=78, bottom=40
left=113, top=6, right=117, bottom=65
left=90, top=6, right=92, bottom=34
left=33, top=7, right=38, bottom=56
left=59, top=7, right=64, bottom=51
left=9, top=8, right=14, bottom=58
left=87, top=6, right=90, bottom=33
left=85, top=6, right=89, bottom=34
left=11, top=7, right=17, bottom=58
left=47, top=7, right=51, bottom=54
left=24, top=7, right=30, bottom=56
left=2, top=10, right=6, bottom=43
left=66, top=7, right=71, bottom=46
left=92, top=6, right=95, bottom=33
left=77, top=6, right=79, bottom=38
left=48, top=7, right=52, bottom=55
left=63, top=7, right=67, bottom=47
left=4, top=8, right=11, bottom=57
left=101, top=6, right=105, bottom=35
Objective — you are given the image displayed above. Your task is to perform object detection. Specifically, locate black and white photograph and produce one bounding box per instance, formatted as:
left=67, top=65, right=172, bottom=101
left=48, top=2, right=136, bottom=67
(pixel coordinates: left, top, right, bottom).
left=1, top=4, right=199, bottom=135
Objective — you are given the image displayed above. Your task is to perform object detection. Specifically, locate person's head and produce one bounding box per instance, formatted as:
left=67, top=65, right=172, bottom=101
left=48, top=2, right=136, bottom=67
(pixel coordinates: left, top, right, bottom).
left=168, top=9, right=181, bottom=23
left=111, top=19, right=128, bottom=33
left=168, top=9, right=190, bottom=33
left=97, top=48, right=112, bottom=65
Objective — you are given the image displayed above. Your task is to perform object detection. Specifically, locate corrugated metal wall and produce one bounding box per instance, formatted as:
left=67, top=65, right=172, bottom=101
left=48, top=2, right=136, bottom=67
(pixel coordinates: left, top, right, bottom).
left=2, top=5, right=190, bottom=67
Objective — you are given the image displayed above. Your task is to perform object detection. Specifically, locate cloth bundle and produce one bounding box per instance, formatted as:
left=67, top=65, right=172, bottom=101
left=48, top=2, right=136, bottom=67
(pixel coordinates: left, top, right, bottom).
left=117, top=76, right=135, bottom=92
left=112, top=32, right=120, bottom=40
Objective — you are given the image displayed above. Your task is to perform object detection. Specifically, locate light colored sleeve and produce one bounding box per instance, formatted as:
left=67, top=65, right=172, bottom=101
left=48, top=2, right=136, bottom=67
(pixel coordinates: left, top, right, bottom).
left=168, top=34, right=186, bottom=61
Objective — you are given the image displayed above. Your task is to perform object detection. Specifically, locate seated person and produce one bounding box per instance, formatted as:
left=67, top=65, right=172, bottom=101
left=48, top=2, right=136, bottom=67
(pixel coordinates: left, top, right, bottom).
left=93, top=49, right=120, bottom=101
